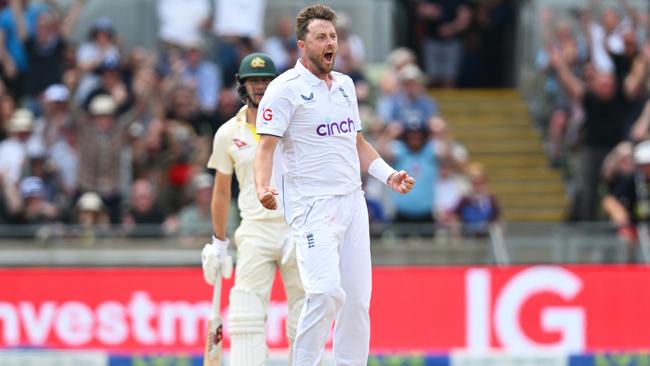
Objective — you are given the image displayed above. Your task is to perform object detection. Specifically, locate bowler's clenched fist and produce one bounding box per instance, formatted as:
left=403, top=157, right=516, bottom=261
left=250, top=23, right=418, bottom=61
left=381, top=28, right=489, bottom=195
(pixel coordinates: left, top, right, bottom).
left=388, top=170, right=415, bottom=195
left=257, top=186, right=279, bottom=210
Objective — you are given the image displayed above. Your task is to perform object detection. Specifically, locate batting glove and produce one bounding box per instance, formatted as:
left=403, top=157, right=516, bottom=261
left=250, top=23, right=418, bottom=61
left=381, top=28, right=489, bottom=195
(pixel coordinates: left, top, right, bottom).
left=201, top=236, right=233, bottom=285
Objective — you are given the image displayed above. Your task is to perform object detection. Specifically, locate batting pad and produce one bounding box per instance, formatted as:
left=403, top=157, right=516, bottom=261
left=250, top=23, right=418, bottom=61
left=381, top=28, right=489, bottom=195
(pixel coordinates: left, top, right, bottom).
left=228, top=288, right=267, bottom=366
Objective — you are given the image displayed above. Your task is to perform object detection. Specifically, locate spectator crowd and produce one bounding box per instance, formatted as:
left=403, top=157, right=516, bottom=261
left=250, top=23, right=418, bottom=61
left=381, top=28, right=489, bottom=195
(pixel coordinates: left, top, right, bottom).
left=0, top=0, right=504, bottom=243
left=532, top=0, right=650, bottom=244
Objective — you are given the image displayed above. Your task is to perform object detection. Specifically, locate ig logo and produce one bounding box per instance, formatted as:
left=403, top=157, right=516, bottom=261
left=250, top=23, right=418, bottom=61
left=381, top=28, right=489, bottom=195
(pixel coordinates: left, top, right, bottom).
left=466, top=266, right=585, bottom=351
left=262, top=108, right=273, bottom=121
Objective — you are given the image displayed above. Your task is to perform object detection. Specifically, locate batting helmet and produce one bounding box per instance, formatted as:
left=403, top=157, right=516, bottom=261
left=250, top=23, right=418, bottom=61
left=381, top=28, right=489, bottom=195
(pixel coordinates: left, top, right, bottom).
left=237, top=53, right=278, bottom=80
left=237, top=53, right=277, bottom=103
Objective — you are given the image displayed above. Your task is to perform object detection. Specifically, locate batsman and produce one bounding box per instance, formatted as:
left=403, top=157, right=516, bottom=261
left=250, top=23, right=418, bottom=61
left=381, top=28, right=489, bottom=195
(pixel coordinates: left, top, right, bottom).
left=202, top=53, right=305, bottom=365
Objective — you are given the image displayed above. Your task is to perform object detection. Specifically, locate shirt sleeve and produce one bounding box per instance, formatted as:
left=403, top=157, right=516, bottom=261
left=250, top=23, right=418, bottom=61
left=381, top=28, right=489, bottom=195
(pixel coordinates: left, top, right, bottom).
left=256, top=82, right=293, bottom=137
left=207, top=124, right=233, bottom=174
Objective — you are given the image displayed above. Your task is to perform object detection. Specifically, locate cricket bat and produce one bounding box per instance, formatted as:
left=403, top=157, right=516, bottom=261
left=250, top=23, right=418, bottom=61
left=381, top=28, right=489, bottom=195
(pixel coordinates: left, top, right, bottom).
left=203, top=271, right=224, bottom=366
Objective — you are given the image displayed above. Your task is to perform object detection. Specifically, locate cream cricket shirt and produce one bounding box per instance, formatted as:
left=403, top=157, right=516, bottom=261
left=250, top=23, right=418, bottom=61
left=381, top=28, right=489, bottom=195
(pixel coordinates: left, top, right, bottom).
left=208, top=106, right=283, bottom=221
left=256, top=60, right=363, bottom=223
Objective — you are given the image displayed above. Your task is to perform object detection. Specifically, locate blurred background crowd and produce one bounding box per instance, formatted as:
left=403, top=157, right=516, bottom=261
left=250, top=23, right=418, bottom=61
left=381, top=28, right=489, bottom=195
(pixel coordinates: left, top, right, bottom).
left=3, top=0, right=650, bottom=248
left=0, top=0, right=522, bottom=244
left=529, top=0, right=650, bottom=245
left=0, top=0, right=646, bottom=257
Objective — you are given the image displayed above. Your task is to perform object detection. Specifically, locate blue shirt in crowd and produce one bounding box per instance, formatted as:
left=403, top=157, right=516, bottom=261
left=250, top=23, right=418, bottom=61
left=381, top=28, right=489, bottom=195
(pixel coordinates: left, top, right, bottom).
left=391, top=140, right=438, bottom=217
left=0, top=4, right=48, bottom=72
left=378, top=91, right=438, bottom=127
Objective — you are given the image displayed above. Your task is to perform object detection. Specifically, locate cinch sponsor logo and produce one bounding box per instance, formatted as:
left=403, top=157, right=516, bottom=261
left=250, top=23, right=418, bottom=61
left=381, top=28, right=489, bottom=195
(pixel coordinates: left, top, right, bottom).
left=316, top=118, right=355, bottom=136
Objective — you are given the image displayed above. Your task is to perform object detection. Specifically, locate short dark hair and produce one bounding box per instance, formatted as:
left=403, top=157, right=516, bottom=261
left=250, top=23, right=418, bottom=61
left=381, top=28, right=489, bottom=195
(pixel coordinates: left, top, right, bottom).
left=295, top=4, right=337, bottom=41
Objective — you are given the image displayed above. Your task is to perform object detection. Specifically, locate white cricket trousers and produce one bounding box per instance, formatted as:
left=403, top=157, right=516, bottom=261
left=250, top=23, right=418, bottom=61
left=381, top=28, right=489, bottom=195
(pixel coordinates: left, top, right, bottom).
left=291, top=189, right=372, bottom=366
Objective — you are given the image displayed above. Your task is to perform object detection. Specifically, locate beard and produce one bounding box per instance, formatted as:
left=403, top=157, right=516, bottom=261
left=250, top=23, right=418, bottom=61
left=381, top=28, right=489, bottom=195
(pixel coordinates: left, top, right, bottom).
left=307, top=49, right=336, bottom=75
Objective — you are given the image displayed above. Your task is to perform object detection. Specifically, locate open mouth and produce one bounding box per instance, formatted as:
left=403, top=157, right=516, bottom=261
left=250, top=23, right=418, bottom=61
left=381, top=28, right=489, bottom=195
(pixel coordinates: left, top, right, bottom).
left=324, top=51, right=333, bottom=63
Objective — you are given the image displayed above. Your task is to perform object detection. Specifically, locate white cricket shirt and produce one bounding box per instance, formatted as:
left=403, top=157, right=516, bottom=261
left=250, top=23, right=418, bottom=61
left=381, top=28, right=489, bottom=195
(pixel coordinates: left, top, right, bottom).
left=208, top=106, right=283, bottom=221
left=256, top=60, right=363, bottom=223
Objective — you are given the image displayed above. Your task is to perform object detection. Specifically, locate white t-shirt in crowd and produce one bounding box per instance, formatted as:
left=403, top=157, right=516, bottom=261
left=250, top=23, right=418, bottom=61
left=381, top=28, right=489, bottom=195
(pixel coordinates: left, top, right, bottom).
left=213, top=0, right=265, bottom=38
left=435, top=176, right=464, bottom=216
left=256, top=60, right=362, bottom=223
left=157, top=0, right=210, bottom=46
left=208, top=106, right=283, bottom=221
left=0, top=138, right=28, bottom=186
left=589, top=19, right=631, bottom=73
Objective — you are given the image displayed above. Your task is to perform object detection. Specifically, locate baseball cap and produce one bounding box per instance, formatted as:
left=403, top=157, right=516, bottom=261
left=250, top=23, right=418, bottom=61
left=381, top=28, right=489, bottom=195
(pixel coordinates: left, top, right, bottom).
left=92, top=17, right=114, bottom=33
left=89, top=95, right=116, bottom=115
left=44, top=84, right=70, bottom=103
left=20, top=176, right=45, bottom=199
left=77, top=192, right=103, bottom=212
left=404, top=119, right=428, bottom=134
left=634, top=140, right=650, bottom=164
left=8, top=108, right=34, bottom=133
left=398, top=64, right=424, bottom=82
left=96, top=57, right=121, bottom=74
left=193, top=173, right=213, bottom=190
left=386, top=47, right=415, bottom=68
left=183, top=36, right=206, bottom=51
